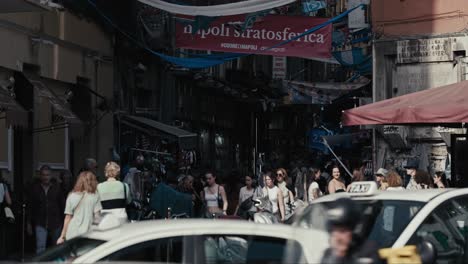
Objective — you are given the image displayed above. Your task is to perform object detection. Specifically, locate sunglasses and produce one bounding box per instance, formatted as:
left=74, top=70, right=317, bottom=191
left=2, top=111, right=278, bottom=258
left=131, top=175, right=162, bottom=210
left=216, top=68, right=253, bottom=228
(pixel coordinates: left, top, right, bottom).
left=276, top=173, right=283, bottom=176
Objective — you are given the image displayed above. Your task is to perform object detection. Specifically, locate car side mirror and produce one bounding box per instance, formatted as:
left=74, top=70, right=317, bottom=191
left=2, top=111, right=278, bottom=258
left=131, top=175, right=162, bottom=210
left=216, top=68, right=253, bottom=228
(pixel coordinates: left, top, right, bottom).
left=418, top=240, right=437, bottom=264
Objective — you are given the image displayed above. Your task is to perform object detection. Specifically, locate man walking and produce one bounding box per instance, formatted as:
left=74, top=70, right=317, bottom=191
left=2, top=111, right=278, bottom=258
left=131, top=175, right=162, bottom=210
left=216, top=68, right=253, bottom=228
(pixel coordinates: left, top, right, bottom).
left=28, top=165, right=65, bottom=254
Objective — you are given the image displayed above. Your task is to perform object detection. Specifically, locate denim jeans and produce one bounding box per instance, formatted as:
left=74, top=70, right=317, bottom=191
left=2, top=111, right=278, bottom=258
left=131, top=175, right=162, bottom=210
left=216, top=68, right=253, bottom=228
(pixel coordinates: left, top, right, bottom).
left=35, top=225, right=61, bottom=254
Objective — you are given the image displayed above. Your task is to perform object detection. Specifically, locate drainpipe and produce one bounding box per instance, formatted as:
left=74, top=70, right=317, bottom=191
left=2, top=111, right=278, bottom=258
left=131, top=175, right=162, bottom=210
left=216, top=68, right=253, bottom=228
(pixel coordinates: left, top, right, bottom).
left=372, top=40, right=377, bottom=172
left=94, top=60, right=99, bottom=166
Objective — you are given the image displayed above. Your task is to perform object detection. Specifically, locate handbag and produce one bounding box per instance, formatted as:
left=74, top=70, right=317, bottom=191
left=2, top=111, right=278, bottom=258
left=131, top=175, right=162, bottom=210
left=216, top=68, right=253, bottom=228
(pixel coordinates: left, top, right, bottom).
left=1, top=184, right=14, bottom=224
left=217, top=186, right=223, bottom=209
left=239, top=196, right=254, bottom=211
left=4, top=206, right=14, bottom=224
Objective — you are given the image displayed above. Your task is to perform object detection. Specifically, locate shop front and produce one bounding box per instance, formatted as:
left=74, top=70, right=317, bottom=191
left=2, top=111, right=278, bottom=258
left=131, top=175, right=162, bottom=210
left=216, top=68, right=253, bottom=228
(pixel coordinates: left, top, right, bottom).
left=118, top=115, right=198, bottom=177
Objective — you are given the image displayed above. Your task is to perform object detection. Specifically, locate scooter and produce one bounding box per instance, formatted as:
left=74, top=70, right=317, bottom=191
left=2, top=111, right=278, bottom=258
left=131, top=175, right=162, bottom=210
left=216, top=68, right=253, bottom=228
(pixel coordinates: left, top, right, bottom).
left=252, top=197, right=307, bottom=224
left=252, top=196, right=279, bottom=224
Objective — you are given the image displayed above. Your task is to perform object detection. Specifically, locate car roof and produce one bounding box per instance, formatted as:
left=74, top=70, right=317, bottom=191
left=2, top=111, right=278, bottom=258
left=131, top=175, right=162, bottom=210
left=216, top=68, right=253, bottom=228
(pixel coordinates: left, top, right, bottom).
left=85, top=219, right=324, bottom=241
left=313, top=188, right=454, bottom=203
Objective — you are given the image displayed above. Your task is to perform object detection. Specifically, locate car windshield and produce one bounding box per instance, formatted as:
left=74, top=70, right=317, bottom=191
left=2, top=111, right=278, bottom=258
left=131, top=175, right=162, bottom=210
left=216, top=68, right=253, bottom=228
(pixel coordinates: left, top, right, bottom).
left=295, top=199, right=425, bottom=249
left=32, top=237, right=105, bottom=262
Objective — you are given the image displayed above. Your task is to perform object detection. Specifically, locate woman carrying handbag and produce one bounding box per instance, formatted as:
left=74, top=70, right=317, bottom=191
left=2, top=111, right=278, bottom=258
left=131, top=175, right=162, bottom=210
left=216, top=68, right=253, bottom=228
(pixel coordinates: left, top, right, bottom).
left=0, top=179, right=12, bottom=258
left=201, top=172, right=228, bottom=218
left=57, top=171, right=102, bottom=244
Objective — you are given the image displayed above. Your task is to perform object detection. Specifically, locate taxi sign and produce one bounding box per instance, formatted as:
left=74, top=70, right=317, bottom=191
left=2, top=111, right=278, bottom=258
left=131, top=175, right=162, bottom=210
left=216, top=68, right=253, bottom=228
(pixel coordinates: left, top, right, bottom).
left=348, top=181, right=378, bottom=196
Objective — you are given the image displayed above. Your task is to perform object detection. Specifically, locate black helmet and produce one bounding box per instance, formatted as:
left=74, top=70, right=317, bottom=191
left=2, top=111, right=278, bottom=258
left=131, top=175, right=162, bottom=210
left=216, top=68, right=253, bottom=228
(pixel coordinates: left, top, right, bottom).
left=326, top=198, right=361, bottom=231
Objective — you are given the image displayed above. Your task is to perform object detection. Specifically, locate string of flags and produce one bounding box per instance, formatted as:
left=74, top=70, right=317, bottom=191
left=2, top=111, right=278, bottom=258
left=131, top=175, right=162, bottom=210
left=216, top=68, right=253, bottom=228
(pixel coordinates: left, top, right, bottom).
left=302, top=0, right=327, bottom=16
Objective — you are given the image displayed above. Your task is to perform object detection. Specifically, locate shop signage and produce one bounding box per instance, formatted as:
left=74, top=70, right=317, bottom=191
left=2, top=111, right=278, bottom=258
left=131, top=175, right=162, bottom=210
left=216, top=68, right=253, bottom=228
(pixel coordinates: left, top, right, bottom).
left=176, top=15, right=332, bottom=59
left=383, top=125, right=400, bottom=134
left=272, top=56, right=287, bottom=80
left=397, top=38, right=453, bottom=64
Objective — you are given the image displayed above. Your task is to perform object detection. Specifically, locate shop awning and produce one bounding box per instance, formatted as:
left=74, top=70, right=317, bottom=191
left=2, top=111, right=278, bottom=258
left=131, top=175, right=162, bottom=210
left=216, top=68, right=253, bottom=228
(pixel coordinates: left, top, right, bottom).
left=28, top=78, right=83, bottom=138
left=0, top=0, right=47, bottom=13
left=343, top=80, right=468, bottom=126
left=122, top=115, right=198, bottom=149
left=0, top=84, right=27, bottom=127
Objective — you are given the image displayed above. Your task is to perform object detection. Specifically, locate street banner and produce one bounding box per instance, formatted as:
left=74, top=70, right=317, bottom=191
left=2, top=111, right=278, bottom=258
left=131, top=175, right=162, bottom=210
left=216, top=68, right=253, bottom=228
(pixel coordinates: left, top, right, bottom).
left=283, top=79, right=369, bottom=105
left=176, top=15, right=332, bottom=59
left=302, top=0, right=327, bottom=14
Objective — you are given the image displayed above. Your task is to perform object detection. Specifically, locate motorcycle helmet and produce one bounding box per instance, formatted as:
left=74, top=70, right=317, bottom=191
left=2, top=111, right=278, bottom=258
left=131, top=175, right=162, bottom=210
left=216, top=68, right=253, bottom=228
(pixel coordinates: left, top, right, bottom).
left=326, top=197, right=361, bottom=231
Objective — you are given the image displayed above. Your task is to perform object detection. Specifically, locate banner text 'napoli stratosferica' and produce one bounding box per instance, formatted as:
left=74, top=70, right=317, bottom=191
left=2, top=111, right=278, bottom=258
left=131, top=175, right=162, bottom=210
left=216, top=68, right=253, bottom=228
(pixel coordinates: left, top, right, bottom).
left=176, top=15, right=332, bottom=59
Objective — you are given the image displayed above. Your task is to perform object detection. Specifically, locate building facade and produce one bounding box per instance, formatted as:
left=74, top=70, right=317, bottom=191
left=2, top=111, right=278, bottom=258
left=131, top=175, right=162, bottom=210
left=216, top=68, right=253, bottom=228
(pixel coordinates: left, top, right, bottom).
left=0, top=4, right=114, bottom=196
left=371, top=0, right=468, bottom=183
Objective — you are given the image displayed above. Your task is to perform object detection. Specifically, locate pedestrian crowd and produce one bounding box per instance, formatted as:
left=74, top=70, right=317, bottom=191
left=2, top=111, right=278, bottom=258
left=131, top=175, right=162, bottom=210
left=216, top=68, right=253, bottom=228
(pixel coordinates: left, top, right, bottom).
left=0, top=156, right=449, bottom=257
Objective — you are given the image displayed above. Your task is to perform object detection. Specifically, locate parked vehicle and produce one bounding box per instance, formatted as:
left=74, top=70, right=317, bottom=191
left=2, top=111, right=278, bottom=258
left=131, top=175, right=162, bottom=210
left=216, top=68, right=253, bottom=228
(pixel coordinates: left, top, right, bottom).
left=32, top=218, right=329, bottom=263
left=295, top=181, right=468, bottom=264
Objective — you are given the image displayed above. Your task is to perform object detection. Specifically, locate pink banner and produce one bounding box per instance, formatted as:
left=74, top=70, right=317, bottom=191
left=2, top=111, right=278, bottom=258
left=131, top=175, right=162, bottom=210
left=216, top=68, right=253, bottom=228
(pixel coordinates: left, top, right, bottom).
left=176, top=15, right=332, bottom=59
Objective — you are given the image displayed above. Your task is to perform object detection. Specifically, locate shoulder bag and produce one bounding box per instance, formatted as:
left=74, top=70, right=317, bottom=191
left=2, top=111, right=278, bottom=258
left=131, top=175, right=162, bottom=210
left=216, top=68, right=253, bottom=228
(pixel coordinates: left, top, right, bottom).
left=1, top=184, right=14, bottom=224
left=217, top=186, right=223, bottom=209
left=73, top=193, right=86, bottom=215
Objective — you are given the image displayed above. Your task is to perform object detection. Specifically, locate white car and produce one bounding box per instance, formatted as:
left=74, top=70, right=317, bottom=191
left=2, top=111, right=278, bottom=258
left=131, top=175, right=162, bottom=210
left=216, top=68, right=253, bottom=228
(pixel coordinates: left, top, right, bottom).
left=34, top=219, right=329, bottom=263
left=295, top=181, right=468, bottom=264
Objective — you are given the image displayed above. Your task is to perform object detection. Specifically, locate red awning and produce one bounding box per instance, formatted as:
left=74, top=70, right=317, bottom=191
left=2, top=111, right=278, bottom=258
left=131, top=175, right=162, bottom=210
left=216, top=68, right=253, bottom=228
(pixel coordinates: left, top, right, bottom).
left=343, top=80, right=468, bottom=126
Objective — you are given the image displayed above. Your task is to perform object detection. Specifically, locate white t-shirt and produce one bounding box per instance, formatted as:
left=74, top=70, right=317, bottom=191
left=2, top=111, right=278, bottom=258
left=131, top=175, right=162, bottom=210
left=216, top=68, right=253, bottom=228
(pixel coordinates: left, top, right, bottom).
left=64, top=192, right=102, bottom=240
left=308, top=182, right=323, bottom=203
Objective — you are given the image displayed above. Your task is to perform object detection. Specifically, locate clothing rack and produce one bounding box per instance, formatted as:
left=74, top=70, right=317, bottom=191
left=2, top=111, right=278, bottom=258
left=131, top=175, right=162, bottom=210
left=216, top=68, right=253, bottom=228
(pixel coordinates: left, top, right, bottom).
left=130, top=148, right=172, bottom=156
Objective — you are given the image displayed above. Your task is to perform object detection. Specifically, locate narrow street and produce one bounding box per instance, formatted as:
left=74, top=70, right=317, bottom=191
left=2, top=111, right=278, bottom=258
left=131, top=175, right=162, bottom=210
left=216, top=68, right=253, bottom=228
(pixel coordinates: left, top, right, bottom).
left=0, top=0, right=467, bottom=263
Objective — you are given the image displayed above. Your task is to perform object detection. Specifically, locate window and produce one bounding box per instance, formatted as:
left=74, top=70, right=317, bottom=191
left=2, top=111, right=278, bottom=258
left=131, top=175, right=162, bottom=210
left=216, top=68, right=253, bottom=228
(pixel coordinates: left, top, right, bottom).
left=103, top=236, right=185, bottom=263
left=32, top=237, right=105, bottom=262
left=297, top=200, right=424, bottom=249
left=202, top=235, right=305, bottom=264
left=407, top=196, right=468, bottom=264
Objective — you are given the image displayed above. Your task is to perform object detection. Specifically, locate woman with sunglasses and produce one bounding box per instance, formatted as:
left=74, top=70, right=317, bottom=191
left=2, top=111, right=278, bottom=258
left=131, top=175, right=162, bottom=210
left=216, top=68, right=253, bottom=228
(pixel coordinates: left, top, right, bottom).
left=275, top=168, right=294, bottom=217
left=201, top=171, right=228, bottom=218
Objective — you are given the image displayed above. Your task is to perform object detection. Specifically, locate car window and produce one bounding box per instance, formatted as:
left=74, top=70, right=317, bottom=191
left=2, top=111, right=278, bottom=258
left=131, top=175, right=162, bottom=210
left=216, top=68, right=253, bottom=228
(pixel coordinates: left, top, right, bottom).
left=407, top=196, right=468, bottom=264
left=102, top=236, right=185, bottom=263
left=202, top=235, right=305, bottom=264
left=297, top=200, right=424, bottom=249
left=32, top=237, right=105, bottom=262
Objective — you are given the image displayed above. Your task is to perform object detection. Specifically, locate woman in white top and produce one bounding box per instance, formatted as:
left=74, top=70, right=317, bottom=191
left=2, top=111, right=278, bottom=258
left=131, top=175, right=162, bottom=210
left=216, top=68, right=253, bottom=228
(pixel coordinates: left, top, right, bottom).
left=263, top=173, right=285, bottom=222
left=234, top=175, right=256, bottom=215
left=275, top=168, right=294, bottom=217
left=201, top=172, right=228, bottom=217
left=307, top=167, right=323, bottom=203
left=57, top=171, right=102, bottom=244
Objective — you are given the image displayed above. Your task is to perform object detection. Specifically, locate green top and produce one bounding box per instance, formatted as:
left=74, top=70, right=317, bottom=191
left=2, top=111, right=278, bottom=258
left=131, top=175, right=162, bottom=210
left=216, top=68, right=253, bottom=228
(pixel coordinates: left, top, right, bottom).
left=97, top=181, right=132, bottom=206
